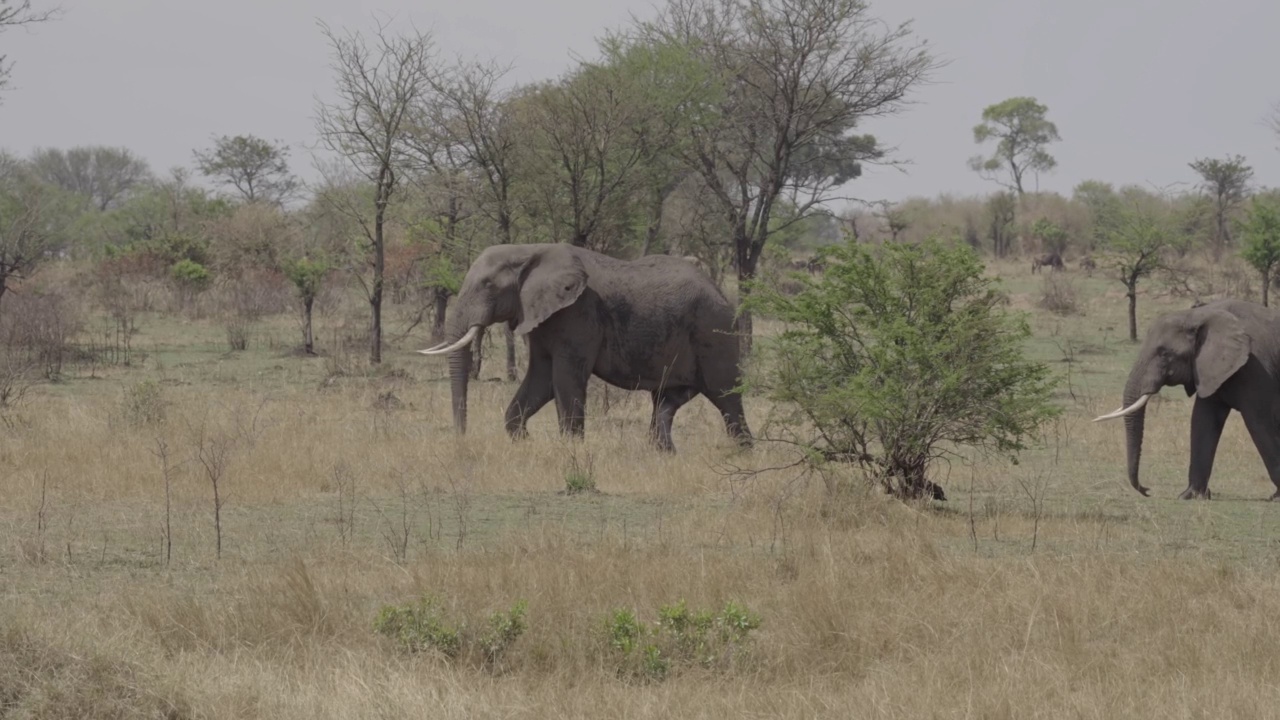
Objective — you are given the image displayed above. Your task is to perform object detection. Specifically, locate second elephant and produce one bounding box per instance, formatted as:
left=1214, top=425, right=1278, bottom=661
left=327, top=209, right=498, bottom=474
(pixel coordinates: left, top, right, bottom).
left=1094, top=298, right=1280, bottom=500
left=420, top=244, right=753, bottom=453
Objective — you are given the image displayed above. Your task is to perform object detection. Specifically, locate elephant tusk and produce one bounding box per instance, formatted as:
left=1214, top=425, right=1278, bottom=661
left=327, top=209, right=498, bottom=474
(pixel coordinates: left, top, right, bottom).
left=418, top=339, right=450, bottom=354
left=1092, top=394, right=1150, bottom=422
left=418, top=326, right=480, bottom=356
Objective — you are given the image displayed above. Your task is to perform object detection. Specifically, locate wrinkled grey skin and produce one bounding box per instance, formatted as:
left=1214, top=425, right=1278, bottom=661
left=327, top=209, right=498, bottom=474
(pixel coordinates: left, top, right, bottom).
left=433, top=244, right=753, bottom=453
left=1031, top=252, right=1064, bottom=273
left=1114, top=298, right=1280, bottom=500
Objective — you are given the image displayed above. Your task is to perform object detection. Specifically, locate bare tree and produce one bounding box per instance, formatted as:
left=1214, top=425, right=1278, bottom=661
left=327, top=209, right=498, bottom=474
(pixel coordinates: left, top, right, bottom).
left=193, top=134, right=300, bottom=206
left=0, top=1, right=59, bottom=100
left=28, top=146, right=151, bottom=210
left=424, top=59, right=524, bottom=380
left=315, top=18, right=437, bottom=365
left=637, top=0, right=937, bottom=354
left=521, top=64, right=648, bottom=251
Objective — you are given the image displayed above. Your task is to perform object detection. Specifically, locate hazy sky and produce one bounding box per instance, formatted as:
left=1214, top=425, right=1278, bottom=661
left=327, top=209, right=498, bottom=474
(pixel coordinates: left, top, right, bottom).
left=3, top=0, right=1278, bottom=208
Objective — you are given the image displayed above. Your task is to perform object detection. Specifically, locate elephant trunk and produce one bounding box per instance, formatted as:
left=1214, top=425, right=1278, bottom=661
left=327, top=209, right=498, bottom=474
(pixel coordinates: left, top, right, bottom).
left=446, top=319, right=476, bottom=435
left=1122, top=370, right=1152, bottom=497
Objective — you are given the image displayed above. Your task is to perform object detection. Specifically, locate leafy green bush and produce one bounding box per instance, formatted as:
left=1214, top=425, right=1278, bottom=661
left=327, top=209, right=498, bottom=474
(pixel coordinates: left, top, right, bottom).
left=373, top=596, right=527, bottom=671
left=603, top=600, right=761, bottom=682
left=746, top=238, right=1059, bottom=501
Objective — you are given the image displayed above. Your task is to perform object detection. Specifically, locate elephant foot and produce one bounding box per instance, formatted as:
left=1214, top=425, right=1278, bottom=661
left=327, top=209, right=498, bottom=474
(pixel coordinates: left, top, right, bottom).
left=1269, top=490, right=1280, bottom=502
left=1178, top=486, right=1212, bottom=500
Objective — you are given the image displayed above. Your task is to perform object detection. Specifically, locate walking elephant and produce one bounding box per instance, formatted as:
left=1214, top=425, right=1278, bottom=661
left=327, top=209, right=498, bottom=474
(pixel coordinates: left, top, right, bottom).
left=1094, top=298, right=1280, bottom=500
left=419, top=244, right=753, bottom=453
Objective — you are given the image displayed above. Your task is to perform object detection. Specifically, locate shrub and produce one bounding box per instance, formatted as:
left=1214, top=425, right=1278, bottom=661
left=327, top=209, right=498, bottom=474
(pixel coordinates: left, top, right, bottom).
left=563, top=451, right=597, bottom=495
left=1038, top=271, right=1080, bottom=315
left=171, top=259, right=211, bottom=311
left=373, top=596, right=528, bottom=671
left=604, top=600, right=761, bottom=682
left=746, top=238, right=1060, bottom=501
left=121, top=380, right=166, bottom=427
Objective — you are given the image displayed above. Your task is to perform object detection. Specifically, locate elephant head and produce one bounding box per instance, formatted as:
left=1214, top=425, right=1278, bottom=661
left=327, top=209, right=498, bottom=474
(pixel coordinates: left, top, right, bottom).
left=1094, top=306, right=1250, bottom=496
left=418, top=244, right=587, bottom=433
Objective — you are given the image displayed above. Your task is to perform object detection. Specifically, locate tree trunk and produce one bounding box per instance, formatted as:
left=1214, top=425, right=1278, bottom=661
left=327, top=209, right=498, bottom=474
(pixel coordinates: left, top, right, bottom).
left=1265, top=269, right=1271, bottom=308
left=1127, top=283, right=1138, bottom=342
left=504, top=325, right=517, bottom=382
left=431, top=289, right=449, bottom=345
left=640, top=188, right=665, bottom=256
left=735, top=225, right=761, bottom=357
left=303, top=296, right=315, bottom=355
left=370, top=202, right=385, bottom=365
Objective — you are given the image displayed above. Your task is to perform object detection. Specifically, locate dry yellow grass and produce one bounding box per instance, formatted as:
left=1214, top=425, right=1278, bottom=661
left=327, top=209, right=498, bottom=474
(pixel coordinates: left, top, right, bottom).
left=3, top=258, right=1280, bottom=718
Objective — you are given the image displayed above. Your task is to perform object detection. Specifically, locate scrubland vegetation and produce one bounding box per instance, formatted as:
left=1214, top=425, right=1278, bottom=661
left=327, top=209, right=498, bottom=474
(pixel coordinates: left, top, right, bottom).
left=6, top=0, right=1280, bottom=716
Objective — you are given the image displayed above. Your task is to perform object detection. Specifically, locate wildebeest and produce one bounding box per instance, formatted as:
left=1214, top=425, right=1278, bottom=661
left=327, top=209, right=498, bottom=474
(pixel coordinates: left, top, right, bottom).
left=1031, top=252, right=1065, bottom=273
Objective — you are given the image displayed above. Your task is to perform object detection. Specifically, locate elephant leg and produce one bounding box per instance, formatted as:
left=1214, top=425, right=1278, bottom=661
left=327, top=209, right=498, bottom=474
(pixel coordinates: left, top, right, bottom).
left=650, top=387, right=699, bottom=453
left=551, top=354, right=592, bottom=438
left=1237, top=404, right=1280, bottom=500
left=704, top=389, right=753, bottom=448
left=1182, top=397, right=1231, bottom=499
left=504, top=354, right=554, bottom=439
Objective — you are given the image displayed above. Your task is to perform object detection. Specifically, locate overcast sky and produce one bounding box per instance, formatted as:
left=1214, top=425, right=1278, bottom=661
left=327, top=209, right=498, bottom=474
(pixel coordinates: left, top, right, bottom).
left=2, top=0, right=1278, bottom=208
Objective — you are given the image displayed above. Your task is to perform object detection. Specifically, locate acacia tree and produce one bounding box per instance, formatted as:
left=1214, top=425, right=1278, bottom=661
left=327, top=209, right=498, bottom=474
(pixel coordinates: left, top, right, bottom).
left=0, top=1, right=58, bottom=99
left=968, top=97, right=1060, bottom=197
left=1188, top=155, right=1252, bottom=259
left=1240, top=195, right=1280, bottom=307
left=1099, top=192, right=1186, bottom=341
left=28, top=146, right=151, bottom=211
left=315, top=19, right=437, bottom=365
left=636, top=0, right=936, bottom=354
left=193, top=135, right=300, bottom=206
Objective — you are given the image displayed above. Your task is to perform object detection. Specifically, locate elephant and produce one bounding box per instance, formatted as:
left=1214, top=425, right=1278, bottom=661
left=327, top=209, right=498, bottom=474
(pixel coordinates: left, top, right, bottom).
left=418, top=243, right=753, bottom=453
left=1093, top=298, right=1280, bottom=500
left=1031, top=252, right=1064, bottom=274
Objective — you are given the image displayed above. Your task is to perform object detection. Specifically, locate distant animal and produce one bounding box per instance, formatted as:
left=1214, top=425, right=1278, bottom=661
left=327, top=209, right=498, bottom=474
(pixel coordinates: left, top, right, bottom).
left=786, top=256, right=825, bottom=275
left=1079, top=256, right=1097, bottom=273
left=1031, top=252, right=1064, bottom=273
left=1093, top=298, right=1280, bottom=500
left=418, top=243, right=753, bottom=453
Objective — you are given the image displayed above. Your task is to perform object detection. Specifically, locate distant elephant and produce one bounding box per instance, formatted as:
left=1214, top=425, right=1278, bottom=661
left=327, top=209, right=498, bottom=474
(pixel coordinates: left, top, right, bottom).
left=1094, top=298, right=1280, bottom=500
left=419, top=244, right=753, bottom=453
left=1031, top=252, right=1064, bottom=273
left=1079, top=256, right=1097, bottom=273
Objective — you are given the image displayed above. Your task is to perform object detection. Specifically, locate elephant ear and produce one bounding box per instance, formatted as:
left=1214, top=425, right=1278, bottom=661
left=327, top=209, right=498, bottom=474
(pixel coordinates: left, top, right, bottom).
left=1194, top=310, right=1250, bottom=398
left=514, top=249, right=588, bottom=336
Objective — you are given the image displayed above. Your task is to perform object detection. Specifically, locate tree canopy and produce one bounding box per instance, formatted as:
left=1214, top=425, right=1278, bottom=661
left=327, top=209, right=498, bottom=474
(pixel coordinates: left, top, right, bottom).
left=969, top=97, right=1060, bottom=196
